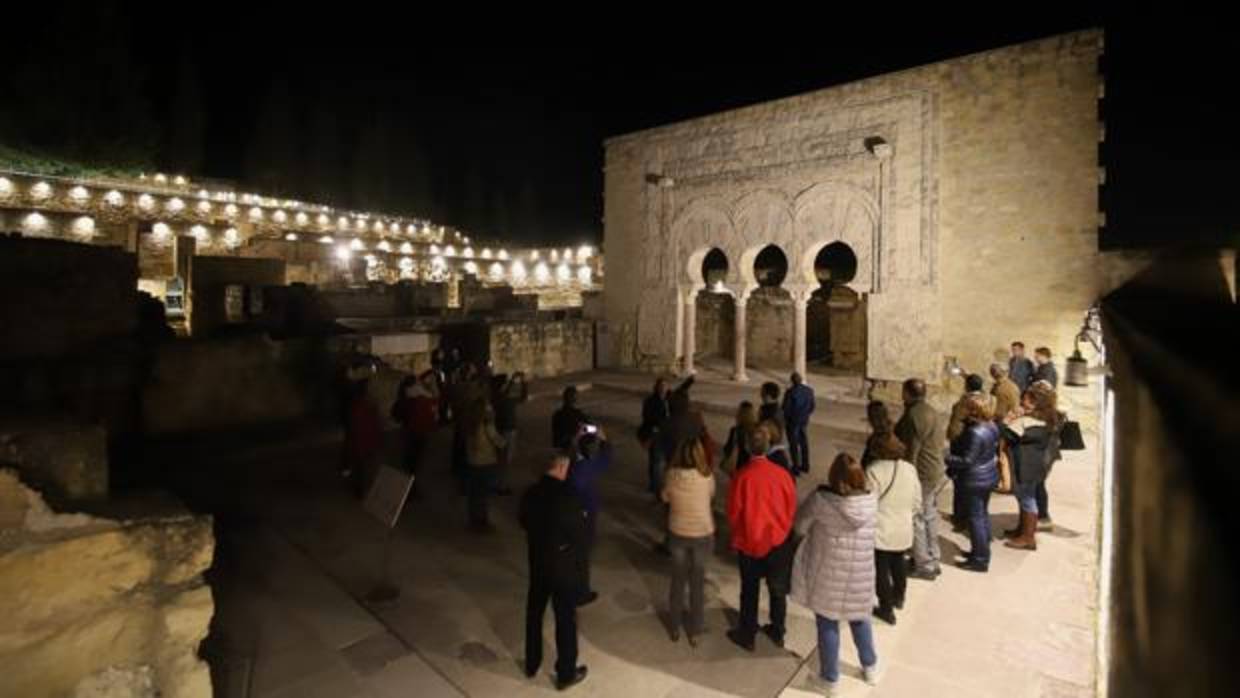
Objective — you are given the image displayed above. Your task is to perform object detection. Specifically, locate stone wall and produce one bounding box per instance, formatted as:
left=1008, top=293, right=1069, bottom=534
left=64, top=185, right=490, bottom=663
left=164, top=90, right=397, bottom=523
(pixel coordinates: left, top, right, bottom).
left=746, top=289, right=794, bottom=366
left=0, top=237, right=138, bottom=361
left=142, top=336, right=336, bottom=435
left=603, top=30, right=1134, bottom=386
left=693, top=293, right=734, bottom=359
left=489, top=319, right=594, bottom=378
left=189, top=256, right=286, bottom=337
left=0, top=421, right=108, bottom=503
left=0, top=470, right=214, bottom=698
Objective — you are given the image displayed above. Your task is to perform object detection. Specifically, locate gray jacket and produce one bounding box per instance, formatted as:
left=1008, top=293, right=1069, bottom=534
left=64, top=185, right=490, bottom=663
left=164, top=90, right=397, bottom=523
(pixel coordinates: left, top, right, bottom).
left=790, top=489, right=878, bottom=621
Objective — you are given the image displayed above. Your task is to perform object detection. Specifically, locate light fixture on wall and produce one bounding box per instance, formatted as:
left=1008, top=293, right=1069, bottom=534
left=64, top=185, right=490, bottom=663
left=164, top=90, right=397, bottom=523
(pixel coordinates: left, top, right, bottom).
left=645, top=173, right=675, bottom=188
left=865, top=136, right=892, bottom=159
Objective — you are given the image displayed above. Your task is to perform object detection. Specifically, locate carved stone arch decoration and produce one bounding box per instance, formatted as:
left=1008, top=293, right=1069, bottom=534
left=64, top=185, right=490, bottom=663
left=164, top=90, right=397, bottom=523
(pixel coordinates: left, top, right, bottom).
left=671, top=196, right=736, bottom=284
left=793, top=181, right=880, bottom=292
left=731, top=189, right=794, bottom=287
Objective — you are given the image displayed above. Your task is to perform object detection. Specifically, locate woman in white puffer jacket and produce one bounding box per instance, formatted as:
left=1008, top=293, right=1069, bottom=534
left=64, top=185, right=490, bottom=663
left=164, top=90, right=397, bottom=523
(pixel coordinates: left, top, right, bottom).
left=791, top=453, right=880, bottom=695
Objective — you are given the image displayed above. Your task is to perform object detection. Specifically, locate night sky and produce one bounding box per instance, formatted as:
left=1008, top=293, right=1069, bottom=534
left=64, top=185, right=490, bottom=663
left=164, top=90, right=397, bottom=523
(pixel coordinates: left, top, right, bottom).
left=1, top=7, right=1234, bottom=249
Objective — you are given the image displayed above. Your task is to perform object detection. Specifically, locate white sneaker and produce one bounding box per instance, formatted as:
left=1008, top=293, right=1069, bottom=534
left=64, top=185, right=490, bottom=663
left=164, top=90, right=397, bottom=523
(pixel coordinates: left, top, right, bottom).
left=805, top=673, right=838, bottom=696
left=862, top=661, right=881, bottom=685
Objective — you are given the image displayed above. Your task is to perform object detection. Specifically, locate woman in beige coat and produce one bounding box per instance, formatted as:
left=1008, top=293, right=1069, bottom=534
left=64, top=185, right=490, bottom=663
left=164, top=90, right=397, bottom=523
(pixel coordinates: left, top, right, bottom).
left=863, top=430, right=921, bottom=626
left=661, top=438, right=715, bottom=645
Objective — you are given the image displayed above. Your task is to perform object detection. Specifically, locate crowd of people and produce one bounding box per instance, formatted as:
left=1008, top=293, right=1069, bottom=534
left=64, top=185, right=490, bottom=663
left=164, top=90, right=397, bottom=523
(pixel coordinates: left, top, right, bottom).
left=336, top=340, right=1073, bottom=694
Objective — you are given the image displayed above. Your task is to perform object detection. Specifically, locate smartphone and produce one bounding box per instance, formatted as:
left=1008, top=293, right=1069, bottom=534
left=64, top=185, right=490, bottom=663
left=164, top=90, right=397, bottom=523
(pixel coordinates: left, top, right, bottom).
left=582, top=424, right=599, bottom=434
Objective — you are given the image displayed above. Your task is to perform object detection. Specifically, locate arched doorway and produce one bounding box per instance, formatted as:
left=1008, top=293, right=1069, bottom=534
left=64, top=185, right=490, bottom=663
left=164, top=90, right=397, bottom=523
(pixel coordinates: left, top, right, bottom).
left=807, top=242, right=866, bottom=373
left=746, top=244, right=794, bottom=366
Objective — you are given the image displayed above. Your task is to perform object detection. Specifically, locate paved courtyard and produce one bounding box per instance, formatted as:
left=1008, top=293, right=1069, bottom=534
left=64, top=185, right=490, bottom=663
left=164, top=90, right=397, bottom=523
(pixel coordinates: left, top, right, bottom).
left=178, top=369, right=1102, bottom=698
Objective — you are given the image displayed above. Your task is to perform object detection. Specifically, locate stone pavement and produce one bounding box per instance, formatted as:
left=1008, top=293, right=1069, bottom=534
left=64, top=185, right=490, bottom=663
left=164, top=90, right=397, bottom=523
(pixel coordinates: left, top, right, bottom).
left=175, top=371, right=1102, bottom=698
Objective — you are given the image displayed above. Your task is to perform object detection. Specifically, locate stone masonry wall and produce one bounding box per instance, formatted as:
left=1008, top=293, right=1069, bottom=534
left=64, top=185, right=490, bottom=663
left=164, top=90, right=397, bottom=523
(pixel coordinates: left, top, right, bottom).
left=489, top=319, right=594, bottom=378
left=0, top=237, right=138, bottom=361
left=0, top=470, right=214, bottom=698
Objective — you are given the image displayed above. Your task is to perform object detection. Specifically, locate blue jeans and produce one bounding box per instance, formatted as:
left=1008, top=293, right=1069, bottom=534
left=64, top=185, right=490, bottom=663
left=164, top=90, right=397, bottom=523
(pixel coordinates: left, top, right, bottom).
left=816, top=615, right=877, bottom=683
left=1014, top=479, right=1039, bottom=514
left=963, top=487, right=992, bottom=564
left=786, top=423, right=810, bottom=473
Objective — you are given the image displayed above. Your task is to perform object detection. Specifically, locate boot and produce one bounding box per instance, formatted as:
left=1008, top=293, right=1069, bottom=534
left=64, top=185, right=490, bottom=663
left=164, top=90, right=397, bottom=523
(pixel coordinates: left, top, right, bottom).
left=1004, top=511, right=1038, bottom=551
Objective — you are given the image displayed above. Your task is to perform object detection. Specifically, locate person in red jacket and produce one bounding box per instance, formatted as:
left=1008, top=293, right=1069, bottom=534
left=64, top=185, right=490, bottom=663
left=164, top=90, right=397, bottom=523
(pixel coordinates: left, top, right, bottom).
left=727, top=424, right=799, bottom=651
left=391, top=370, right=439, bottom=498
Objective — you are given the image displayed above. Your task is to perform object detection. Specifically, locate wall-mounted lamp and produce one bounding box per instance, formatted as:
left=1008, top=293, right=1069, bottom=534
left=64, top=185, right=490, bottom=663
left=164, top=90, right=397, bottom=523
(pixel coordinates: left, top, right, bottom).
left=865, top=136, right=892, bottom=159
left=645, top=173, right=675, bottom=188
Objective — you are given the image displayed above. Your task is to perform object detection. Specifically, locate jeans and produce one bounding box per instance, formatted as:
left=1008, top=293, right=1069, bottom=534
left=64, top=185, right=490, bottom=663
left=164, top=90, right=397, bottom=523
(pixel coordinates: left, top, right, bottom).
left=962, top=487, right=993, bottom=565
left=815, top=615, right=877, bottom=683
left=669, top=533, right=712, bottom=635
left=467, top=466, right=497, bottom=525
left=737, top=534, right=795, bottom=641
left=912, top=479, right=947, bottom=573
left=952, top=483, right=965, bottom=524
left=648, top=444, right=666, bottom=494
left=874, top=549, right=907, bottom=612
left=1036, top=480, right=1050, bottom=520
left=786, top=422, right=810, bottom=473
left=1014, top=479, right=1039, bottom=514
left=525, top=579, right=578, bottom=682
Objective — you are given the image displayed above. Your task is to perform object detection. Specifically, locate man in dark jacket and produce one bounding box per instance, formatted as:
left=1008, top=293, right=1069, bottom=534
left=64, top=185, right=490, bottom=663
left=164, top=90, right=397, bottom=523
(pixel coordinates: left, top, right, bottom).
left=493, top=372, right=528, bottom=495
left=894, top=378, right=946, bottom=580
left=569, top=428, right=612, bottom=606
left=552, top=386, right=589, bottom=450
left=520, top=452, right=589, bottom=690
left=1033, top=347, right=1059, bottom=388
left=758, top=382, right=783, bottom=425
left=640, top=378, right=671, bottom=496
left=781, top=373, right=815, bottom=475
left=1009, top=341, right=1035, bottom=391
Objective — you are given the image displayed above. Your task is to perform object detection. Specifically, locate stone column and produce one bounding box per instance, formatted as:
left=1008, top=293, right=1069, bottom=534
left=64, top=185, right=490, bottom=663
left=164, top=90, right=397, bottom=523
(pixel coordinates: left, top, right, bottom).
left=674, top=289, right=685, bottom=369
left=733, top=289, right=751, bottom=382
left=682, top=287, right=699, bottom=376
left=790, top=285, right=812, bottom=377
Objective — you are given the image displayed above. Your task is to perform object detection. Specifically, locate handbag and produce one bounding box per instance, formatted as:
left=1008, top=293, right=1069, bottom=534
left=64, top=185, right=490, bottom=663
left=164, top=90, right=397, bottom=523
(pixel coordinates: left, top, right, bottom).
left=994, top=440, right=1013, bottom=493
left=1059, top=420, right=1086, bottom=451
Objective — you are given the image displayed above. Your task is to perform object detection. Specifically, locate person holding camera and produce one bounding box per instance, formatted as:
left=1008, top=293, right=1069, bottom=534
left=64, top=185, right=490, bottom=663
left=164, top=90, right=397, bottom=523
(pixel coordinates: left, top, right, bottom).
left=568, top=423, right=611, bottom=607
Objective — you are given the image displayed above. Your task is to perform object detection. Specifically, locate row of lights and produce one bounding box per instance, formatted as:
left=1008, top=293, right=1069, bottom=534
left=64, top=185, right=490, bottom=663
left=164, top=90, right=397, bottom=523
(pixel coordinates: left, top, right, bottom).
left=0, top=175, right=468, bottom=244
left=333, top=246, right=594, bottom=286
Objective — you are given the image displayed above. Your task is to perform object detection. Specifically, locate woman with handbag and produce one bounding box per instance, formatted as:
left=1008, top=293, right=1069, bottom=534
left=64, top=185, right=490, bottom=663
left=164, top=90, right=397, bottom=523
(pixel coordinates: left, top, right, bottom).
left=946, top=395, right=1001, bottom=572
left=1001, top=383, right=1063, bottom=551
left=862, top=428, right=920, bottom=625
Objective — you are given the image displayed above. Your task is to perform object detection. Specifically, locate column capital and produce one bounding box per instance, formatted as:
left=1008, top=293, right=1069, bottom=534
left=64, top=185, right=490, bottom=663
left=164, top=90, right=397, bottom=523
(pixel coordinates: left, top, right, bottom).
left=786, top=283, right=816, bottom=305
left=678, top=283, right=704, bottom=303
left=727, top=283, right=757, bottom=305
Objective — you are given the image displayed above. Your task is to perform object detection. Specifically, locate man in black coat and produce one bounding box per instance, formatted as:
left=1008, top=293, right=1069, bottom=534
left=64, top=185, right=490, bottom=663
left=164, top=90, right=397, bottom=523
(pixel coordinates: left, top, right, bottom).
left=520, top=451, right=589, bottom=690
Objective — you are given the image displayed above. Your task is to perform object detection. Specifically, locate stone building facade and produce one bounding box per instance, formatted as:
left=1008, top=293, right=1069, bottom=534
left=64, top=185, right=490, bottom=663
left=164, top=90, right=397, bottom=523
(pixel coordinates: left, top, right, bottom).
left=603, top=30, right=1129, bottom=385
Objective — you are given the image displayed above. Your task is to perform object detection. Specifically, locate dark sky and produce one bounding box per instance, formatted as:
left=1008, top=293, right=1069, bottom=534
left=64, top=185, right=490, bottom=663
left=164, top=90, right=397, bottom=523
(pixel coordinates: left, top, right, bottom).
left=2, top=7, right=1235, bottom=248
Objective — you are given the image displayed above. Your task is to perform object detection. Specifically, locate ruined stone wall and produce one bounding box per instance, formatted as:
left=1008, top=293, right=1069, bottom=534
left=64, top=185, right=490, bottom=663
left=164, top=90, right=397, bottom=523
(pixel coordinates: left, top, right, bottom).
left=0, top=421, right=108, bottom=503
left=693, top=293, right=734, bottom=360
left=489, top=319, right=594, bottom=378
left=0, top=237, right=138, bottom=361
left=0, top=470, right=214, bottom=698
left=604, top=30, right=1120, bottom=385
left=189, top=256, right=286, bottom=337
left=746, top=289, right=794, bottom=366
left=142, top=336, right=335, bottom=435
